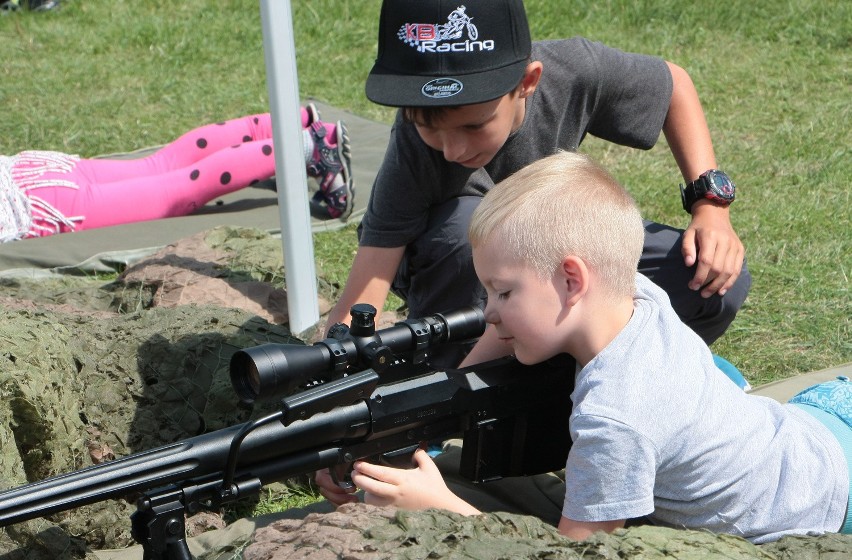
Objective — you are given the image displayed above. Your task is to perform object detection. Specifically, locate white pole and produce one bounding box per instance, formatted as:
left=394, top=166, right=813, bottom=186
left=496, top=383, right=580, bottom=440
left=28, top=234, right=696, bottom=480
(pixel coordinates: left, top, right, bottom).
left=259, top=0, right=319, bottom=335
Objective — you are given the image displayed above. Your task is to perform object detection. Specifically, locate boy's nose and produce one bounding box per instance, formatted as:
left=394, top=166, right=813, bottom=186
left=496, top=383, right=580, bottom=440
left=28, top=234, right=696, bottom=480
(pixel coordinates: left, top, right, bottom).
left=483, top=301, right=498, bottom=324
left=440, top=136, right=468, bottom=163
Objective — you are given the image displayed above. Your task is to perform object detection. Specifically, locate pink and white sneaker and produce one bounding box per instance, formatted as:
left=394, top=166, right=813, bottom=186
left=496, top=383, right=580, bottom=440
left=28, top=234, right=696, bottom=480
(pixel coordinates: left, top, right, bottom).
left=306, top=120, right=353, bottom=220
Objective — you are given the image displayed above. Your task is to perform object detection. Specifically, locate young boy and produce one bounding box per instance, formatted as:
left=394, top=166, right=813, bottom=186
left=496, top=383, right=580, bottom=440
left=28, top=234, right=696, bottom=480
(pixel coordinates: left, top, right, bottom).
left=324, top=0, right=750, bottom=357
left=336, top=151, right=851, bottom=543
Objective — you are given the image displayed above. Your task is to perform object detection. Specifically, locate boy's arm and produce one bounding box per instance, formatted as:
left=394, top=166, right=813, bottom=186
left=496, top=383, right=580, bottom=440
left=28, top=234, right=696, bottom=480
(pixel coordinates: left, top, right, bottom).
left=662, top=61, right=745, bottom=299
left=557, top=516, right=626, bottom=540
left=321, top=244, right=406, bottom=334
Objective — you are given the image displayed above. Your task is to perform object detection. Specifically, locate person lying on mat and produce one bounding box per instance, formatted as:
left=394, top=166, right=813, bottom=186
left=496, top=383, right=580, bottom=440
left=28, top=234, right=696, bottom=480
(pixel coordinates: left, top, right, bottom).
left=318, top=151, right=851, bottom=544
left=323, top=0, right=750, bottom=363
left=0, top=103, right=353, bottom=242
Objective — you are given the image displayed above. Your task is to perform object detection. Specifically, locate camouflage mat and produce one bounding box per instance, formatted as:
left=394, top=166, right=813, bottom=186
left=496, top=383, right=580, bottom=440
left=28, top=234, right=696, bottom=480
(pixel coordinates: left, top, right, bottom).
left=95, top=503, right=852, bottom=560
left=0, top=227, right=309, bottom=555
left=241, top=503, right=852, bottom=560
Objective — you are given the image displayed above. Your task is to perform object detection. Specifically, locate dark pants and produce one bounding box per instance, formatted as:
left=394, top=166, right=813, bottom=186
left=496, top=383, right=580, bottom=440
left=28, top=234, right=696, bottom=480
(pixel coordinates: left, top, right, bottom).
left=363, top=196, right=752, bottom=363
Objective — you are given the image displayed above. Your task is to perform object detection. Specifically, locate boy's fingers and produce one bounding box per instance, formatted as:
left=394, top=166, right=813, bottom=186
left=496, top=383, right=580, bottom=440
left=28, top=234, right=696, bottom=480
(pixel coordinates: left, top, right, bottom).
left=681, top=228, right=697, bottom=268
left=689, top=238, right=717, bottom=292
left=696, top=237, right=744, bottom=297
left=353, top=460, right=398, bottom=484
left=715, top=244, right=744, bottom=297
left=412, top=448, right=437, bottom=471
left=319, top=486, right=359, bottom=505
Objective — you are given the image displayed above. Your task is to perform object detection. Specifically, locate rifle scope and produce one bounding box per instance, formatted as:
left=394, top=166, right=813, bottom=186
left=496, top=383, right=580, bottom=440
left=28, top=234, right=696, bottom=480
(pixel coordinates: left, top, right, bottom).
left=230, top=304, right=484, bottom=404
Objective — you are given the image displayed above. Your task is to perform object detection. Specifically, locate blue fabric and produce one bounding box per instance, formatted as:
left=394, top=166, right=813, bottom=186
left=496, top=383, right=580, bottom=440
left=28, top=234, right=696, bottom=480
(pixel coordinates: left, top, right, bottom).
left=789, top=376, right=852, bottom=534
left=789, top=376, right=852, bottom=429
left=712, top=354, right=750, bottom=390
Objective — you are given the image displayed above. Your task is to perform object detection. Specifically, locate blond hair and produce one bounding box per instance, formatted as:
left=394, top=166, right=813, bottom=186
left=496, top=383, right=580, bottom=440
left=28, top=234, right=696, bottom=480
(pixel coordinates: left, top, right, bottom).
left=469, top=151, right=644, bottom=297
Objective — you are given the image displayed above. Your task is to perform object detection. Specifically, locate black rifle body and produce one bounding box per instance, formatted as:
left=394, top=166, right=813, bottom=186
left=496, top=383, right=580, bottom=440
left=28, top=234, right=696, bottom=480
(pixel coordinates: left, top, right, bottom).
left=0, top=356, right=574, bottom=528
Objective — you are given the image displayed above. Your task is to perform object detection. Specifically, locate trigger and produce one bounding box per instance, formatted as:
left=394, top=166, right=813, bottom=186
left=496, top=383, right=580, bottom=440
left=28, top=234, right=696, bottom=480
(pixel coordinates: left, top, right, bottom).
left=329, top=462, right=355, bottom=490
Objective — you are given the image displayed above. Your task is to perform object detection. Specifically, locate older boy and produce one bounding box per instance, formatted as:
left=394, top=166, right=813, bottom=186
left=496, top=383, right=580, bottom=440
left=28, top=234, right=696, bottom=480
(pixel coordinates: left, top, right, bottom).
left=324, top=0, right=750, bottom=355
left=341, top=151, right=851, bottom=543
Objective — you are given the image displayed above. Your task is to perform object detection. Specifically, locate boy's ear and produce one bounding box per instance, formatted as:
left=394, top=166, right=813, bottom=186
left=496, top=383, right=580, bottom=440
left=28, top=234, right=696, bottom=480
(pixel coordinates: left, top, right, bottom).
left=518, top=61, right=543, bottom=99
left=560, top=255, right=589, bottom=307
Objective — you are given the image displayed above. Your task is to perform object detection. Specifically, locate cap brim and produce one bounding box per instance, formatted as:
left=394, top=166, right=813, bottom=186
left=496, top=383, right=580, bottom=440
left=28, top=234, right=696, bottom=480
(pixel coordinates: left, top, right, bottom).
left=365, top=59, right=528, bottom=108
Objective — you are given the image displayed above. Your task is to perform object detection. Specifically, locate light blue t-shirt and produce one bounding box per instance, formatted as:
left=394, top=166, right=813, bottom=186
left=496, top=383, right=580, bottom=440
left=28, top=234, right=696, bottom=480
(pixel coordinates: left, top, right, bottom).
left=562, top=274, right=848, bottom=543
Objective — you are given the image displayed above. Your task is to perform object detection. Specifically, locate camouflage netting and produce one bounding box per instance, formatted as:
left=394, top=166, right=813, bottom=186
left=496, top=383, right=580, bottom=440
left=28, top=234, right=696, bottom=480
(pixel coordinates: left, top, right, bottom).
left=0, top=226, right=850, bottom=559
left=243, top=503, right=852, bottom=560
left=0, top=227, right=310, bottom=554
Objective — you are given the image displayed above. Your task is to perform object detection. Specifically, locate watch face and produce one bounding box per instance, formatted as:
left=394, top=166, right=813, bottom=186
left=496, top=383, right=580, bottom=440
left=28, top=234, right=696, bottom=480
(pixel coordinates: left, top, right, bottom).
left=706, top=171, right=735, bottom=203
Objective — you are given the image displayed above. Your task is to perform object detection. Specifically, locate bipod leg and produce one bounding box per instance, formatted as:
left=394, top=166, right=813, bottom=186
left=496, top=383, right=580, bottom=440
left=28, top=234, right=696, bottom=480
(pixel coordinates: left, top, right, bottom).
left=131, top=487, right=193, bottom=560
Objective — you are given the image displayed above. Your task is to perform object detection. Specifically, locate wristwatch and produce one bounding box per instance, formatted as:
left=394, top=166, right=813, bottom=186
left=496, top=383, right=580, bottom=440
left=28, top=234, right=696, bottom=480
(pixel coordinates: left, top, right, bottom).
left=680, top=169, right=736, bottom=213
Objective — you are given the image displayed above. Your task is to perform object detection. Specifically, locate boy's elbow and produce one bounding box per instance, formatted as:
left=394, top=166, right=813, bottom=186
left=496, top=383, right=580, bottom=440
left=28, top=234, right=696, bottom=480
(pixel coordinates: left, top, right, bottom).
left=665, top=61, right=697, bottom=92
left=557, top=516, right=625, bottom=540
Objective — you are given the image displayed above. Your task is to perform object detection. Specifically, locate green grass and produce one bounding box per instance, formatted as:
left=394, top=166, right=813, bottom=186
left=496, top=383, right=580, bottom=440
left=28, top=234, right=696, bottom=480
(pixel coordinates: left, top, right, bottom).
left=1, top=1, right=849, bottom=384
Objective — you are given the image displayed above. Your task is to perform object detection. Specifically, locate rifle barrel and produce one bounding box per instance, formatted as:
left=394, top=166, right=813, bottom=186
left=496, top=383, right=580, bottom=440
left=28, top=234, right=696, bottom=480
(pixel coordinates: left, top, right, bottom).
left=0, top=402, right=371, bottom=526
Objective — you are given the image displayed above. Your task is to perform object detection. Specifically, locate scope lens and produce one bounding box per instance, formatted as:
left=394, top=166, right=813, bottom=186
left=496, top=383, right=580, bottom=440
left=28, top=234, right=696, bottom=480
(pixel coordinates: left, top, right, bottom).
left=437, top=306, right=485, bottom=342
left=230, top=350, right=263, bottom=404
left=245, top=362, right=261, bottom=398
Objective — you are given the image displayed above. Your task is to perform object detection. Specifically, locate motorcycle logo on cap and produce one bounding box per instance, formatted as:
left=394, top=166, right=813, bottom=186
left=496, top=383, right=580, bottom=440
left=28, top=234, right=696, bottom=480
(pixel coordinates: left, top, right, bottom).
left=398, top=6, right=494, bottom=54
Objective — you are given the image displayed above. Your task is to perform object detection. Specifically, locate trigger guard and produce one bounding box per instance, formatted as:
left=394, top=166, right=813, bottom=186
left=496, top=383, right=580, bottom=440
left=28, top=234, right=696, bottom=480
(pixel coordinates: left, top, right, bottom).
left=330, top=463, right=355, bottom=491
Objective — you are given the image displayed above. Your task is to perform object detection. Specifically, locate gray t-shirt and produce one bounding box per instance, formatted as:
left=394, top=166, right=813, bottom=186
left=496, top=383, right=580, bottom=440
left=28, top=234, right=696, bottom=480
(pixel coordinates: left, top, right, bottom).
left=360, top=37, right=673, bottom=248
left=563, top=274, right=848, bottom=543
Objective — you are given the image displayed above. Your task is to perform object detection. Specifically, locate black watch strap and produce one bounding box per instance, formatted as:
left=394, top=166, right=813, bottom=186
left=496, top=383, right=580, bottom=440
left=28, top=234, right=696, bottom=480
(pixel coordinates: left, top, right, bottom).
left=680, top=169, right=736, bottom=213
left=680, top=182, right=703, bottom=213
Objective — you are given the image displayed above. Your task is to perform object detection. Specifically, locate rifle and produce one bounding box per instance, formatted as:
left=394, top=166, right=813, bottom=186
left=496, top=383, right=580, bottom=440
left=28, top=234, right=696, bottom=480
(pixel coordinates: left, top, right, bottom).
left=0, top=304, right=574, bottom=559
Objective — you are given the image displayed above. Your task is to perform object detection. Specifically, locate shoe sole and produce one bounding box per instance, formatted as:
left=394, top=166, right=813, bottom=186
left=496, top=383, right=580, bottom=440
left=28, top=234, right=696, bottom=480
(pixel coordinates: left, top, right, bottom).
left=334, top=120, right=354, bottom=220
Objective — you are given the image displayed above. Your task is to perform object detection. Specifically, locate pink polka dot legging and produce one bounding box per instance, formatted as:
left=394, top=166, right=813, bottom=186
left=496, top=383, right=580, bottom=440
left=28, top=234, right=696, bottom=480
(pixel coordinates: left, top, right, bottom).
left=16, top=109, right=313, bottom=237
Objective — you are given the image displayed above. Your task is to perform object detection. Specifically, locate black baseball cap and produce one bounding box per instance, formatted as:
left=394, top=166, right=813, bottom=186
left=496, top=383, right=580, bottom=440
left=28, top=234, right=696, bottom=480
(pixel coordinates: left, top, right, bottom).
left=365, top=0, right=532, bottom=108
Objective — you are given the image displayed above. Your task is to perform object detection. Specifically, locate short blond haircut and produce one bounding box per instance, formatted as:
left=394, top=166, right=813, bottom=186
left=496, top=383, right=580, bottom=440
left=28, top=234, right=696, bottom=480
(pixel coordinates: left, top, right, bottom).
left=469, top=151, right=644, bottom=298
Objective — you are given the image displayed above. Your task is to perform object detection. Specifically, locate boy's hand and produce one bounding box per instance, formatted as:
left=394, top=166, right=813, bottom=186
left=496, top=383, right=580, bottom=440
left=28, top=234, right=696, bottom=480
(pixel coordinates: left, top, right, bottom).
left=351, top=449, right=480, bottom=515
left=681, top=202, right=744, bottom=298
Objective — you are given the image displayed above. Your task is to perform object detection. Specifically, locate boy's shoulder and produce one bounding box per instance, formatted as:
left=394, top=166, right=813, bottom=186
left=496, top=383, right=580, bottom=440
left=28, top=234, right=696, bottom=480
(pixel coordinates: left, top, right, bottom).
left=531, top=36, right=587, bottom=58
left=532, top=36, right=589, bottom=47
left=531, top=36, right=665, bottom=76
left=531, top=36, right=608, bottom=56
left=530, top=37, right=630, bottom=82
